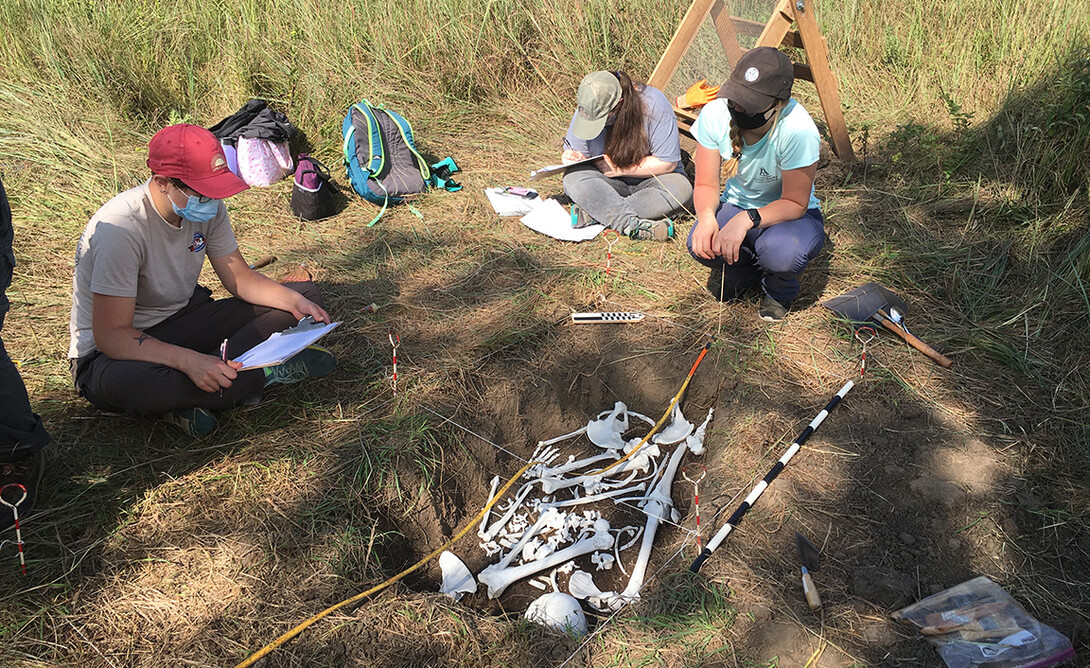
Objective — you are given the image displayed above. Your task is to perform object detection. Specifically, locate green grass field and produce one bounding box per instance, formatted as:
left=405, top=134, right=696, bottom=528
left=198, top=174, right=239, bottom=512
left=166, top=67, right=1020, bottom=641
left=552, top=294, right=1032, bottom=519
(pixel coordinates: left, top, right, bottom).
left=1, top=0, right=1088, bottom=666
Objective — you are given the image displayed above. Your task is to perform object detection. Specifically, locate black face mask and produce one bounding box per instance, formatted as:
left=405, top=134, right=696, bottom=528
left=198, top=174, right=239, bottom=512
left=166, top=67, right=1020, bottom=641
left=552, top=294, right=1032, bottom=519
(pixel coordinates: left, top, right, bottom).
left=728, top=103, right=776, bottom=130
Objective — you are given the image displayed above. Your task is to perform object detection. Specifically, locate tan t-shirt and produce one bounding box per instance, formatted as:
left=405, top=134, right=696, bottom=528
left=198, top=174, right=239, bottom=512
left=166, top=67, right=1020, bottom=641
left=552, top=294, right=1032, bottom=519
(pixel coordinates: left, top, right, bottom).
left=68, top=180, right=238, bottom=359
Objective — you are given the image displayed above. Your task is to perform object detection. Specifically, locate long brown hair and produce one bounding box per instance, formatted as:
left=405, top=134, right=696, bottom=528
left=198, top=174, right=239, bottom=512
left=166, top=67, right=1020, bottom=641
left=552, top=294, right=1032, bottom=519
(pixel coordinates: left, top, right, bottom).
left=604, top=71, right=649, bottom=170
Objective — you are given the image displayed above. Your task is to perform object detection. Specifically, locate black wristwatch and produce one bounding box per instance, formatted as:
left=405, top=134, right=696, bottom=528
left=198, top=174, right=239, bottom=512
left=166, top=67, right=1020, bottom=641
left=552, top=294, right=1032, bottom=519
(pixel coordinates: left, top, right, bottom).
left=746, top=208, right=762, bottom=228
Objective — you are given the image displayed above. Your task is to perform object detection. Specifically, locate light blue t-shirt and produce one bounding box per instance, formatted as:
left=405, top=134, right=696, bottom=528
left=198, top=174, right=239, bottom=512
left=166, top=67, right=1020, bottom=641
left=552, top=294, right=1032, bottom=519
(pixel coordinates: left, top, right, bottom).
left=564, top=84, right=686, bottom=178
left=693, top=97, right=820, bottom=210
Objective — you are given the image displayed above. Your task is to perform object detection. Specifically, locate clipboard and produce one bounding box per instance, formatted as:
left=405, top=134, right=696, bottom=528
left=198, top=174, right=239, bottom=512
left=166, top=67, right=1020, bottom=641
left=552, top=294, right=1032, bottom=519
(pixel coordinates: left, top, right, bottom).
left=529, top=155, right=605, bottom=181
left=232, top=317, right=341, bottom=370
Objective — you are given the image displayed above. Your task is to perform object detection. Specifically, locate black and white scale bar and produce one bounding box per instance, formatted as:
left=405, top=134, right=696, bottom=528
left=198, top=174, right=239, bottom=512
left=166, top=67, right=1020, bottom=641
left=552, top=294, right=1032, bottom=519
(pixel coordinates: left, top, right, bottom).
left=690, top=379, right=855, bottom=573
left=571, top=312, right=645, bottom=323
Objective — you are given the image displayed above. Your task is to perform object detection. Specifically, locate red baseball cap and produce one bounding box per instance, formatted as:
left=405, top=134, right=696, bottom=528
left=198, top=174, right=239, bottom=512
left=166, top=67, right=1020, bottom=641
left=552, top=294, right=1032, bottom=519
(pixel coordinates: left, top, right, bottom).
left=146, top=124, right=249, bottom=199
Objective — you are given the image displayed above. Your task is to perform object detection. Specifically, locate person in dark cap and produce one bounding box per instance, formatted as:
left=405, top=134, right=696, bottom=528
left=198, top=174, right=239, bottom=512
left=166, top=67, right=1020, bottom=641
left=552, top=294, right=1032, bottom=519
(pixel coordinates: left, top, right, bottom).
left=561, top=70, right=693, bottom=241
left=687, top=46, right=825, bottom=322
left=67, top=124, right=336, bottom=437
left=1, top=176, right=51, bottom=530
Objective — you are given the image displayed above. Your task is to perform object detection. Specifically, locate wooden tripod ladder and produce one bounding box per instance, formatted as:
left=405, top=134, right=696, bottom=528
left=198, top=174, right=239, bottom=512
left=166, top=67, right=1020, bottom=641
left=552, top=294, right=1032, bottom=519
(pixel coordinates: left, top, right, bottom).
left=649, top=0, right=855, bottom=161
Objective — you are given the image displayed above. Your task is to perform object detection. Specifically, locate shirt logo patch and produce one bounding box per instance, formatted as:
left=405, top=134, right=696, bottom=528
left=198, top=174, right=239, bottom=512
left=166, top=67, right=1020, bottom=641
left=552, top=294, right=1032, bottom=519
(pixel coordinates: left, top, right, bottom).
left=756, top=166, right=778, bottom=183
left=188, top=232, right=206, bottom=253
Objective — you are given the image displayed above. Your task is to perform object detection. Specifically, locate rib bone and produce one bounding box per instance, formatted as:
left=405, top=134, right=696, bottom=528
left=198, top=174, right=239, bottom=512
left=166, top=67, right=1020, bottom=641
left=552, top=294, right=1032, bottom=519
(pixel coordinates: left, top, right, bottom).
left=477, top=476, right=502, bottom=540
left=482, top=481, right=536, bottom=541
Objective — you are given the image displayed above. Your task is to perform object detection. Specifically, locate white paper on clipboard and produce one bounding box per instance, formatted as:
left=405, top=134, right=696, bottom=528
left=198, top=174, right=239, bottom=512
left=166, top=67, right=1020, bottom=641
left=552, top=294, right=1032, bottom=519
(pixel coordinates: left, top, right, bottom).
left=529, top=155, right=604, bottom=181
left=233, top=318, right=341, bottom=370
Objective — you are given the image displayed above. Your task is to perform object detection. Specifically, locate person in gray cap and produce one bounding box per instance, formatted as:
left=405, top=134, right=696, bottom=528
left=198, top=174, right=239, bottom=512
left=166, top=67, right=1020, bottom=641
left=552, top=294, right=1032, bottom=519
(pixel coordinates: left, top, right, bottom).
left=561, top=70, right=693, bottom=241
left=687, top=46, right=825, bottom=322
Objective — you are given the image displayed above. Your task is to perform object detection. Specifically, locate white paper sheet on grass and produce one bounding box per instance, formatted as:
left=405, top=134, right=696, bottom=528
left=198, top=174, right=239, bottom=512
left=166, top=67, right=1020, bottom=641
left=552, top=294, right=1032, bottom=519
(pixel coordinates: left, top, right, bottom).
left=233, top=319, right=341, bottom=370
left=484, top=187, right=538, bottom=217
left=519, top=198, right=605, bottom=242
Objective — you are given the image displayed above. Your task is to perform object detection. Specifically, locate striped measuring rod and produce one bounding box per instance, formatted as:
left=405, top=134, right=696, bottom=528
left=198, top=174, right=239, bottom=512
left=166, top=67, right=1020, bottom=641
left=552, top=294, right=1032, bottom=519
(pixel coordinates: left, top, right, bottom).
left=689, top=379, right=855, bottom=573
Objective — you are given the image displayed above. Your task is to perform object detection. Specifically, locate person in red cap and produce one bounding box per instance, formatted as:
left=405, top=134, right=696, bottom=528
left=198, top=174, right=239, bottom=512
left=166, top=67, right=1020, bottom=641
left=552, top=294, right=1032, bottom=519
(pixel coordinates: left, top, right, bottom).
left=67, top=124, right=336, bottom=436
left=687, top=47, right=826, bottom=322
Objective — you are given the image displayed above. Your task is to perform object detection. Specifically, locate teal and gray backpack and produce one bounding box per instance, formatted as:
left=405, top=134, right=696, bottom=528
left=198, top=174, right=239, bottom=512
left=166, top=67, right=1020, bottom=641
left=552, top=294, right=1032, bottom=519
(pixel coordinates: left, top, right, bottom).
left=341, top=100, right=461, bottom=225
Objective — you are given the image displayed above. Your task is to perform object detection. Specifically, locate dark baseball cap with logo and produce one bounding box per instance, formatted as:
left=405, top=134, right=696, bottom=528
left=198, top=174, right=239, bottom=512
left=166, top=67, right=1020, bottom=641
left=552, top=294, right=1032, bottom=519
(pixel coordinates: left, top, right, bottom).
left=718, top=47, right=795, bottom=114
left=146, top=124, right=249, bottom=199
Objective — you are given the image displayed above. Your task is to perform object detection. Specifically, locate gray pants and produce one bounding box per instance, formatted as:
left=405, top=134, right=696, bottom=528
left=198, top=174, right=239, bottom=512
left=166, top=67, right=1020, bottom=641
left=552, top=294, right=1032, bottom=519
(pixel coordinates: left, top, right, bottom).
left=562, top=165, right=693, bottom=231
left=1, top=177, right=50, bottom=462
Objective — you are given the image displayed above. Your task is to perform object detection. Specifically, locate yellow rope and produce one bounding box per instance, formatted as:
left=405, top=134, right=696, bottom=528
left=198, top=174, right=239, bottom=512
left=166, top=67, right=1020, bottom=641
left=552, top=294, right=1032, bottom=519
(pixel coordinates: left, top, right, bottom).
left=232, top=458, right=538, bottom=668
left=588, top=338, right=714, bottom=478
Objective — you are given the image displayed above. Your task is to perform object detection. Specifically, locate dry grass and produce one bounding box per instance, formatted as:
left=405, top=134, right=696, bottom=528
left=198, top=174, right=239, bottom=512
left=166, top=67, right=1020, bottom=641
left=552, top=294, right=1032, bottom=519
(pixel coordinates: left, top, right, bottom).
left=2, top=0, right=1089, bottom=666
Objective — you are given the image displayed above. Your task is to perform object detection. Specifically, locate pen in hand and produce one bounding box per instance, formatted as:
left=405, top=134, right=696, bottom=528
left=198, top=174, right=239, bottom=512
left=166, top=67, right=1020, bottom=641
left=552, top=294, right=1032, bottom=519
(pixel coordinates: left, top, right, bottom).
left=220, top=338, right=228, bottom=397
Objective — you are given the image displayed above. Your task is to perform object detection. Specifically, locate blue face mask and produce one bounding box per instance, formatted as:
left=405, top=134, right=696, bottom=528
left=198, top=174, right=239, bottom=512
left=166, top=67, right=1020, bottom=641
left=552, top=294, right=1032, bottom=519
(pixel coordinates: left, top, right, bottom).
left=171, top=191, right=220, bottom=223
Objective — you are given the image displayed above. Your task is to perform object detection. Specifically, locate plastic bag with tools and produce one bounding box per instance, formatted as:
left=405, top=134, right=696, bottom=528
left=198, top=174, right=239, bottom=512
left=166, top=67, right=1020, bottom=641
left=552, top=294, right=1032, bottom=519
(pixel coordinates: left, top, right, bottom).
left=892, top=576, right=1075, bottom=668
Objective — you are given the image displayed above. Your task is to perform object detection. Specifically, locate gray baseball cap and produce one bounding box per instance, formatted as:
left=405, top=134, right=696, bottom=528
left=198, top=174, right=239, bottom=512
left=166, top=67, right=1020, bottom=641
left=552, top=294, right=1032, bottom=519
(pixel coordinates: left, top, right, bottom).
left=572, top=71, right=622, bottom=140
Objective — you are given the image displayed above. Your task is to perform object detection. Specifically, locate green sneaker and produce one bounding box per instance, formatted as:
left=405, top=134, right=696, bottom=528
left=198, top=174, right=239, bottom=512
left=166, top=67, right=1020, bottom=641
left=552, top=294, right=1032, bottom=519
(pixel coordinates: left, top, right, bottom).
left=264, top=345, right=337, bottom=387
left=626, top=218, right=674, bottom=241
left=570, top=204, right=598, bottom=229
left=165, top=407, right=217, bottom=437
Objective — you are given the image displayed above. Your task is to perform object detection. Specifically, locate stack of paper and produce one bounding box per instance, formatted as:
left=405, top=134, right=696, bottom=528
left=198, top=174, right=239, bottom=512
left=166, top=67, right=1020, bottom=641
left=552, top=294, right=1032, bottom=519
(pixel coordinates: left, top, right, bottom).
left=519, top=199, right=605, bottom=242
left=484, top=187, right=538, bottom=217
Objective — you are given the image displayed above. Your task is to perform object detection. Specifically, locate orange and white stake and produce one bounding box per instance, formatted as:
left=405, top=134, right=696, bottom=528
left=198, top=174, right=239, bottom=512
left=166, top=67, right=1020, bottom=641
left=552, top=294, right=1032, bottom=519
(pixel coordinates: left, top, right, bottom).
left=1, top=484, right=28, bottom=575
left=603, top=229, right=620, bottom=276
left=389, top=331, right=400, bottom=395
left=682, top=463, right=706, bottom=550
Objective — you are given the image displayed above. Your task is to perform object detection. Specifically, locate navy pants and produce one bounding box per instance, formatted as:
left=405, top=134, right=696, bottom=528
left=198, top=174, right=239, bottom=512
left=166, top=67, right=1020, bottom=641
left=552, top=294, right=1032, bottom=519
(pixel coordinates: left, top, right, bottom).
left=0, top=177, right=50, bottom=462
left=72, top=282, right=323, bottom=417
left=687, top=202, right=825, bottom=303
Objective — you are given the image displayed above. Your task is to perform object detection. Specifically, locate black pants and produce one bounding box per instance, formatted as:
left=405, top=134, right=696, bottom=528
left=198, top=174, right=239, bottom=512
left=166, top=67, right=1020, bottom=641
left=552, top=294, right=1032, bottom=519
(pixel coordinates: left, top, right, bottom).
left=72, top=282, right=323, bottom=417
left=0, top=177, right=50, bottom=462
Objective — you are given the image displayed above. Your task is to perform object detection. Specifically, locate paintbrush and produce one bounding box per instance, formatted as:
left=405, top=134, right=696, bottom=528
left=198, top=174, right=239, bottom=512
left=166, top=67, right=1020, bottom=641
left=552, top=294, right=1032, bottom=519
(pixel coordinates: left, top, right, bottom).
left=795, top=532, right=822, bottom=610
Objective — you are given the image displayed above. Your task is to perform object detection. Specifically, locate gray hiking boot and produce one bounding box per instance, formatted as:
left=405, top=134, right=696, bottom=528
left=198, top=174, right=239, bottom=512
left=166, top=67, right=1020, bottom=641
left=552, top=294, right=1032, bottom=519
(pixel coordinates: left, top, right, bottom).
left=625, top=218, right=674, bottom=242
left=759, top=295, right=790, bottom=322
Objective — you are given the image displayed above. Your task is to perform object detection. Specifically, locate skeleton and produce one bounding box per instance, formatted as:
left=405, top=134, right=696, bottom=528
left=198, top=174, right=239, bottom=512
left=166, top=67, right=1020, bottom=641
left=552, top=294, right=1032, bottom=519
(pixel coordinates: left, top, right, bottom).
left=591, top=409, right=714, bottom=610
left=469, top=401, right=711, bottom=611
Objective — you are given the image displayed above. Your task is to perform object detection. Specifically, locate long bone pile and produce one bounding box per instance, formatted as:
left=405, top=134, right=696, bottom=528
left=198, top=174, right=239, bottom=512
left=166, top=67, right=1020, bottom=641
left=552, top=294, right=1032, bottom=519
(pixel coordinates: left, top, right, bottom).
left=440, top=401, right=713, bottom=623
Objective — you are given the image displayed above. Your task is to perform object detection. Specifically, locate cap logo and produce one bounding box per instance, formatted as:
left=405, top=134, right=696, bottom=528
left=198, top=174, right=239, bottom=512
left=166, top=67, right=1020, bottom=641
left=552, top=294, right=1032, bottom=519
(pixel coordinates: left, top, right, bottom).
left=744, top=67, right=760, bottom=82
left=211, top=155, right=227, bottom=172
